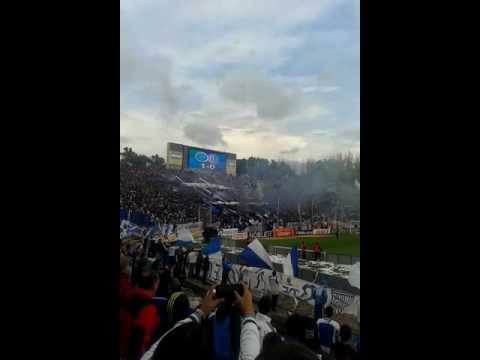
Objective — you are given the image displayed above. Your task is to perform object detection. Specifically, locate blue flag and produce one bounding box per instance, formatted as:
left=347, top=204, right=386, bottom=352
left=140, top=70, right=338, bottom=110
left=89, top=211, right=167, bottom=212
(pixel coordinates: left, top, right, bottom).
left=284, top=244, right=299, bottom=277
left=203, top=236, right=221, bottom=255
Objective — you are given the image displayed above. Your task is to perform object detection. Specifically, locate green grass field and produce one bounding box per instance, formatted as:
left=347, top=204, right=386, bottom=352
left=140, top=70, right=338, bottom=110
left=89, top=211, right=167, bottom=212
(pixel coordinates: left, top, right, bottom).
left=259, top=233, right=360, bottom=256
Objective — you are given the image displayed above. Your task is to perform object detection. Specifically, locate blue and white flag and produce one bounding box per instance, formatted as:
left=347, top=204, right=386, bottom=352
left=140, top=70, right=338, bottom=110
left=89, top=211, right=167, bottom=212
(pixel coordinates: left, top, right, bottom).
left=283, top=245, right=299, bottom=277
left=348, top=262, right=360, bottom=289
left=143, top=225, right=158, bottom=240
left=239, top=239, right=273, bottom=270
left=175, top=228, right=196, bottom=247
left=120, top=220, right=143, bottom=239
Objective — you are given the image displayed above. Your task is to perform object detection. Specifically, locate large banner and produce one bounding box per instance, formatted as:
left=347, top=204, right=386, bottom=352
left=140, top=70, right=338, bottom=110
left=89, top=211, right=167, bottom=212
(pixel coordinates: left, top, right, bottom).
left=313, top=228, right=331, bottom=235
left=273, top=227, right=296, bottom=237
left=232, top=232, right=248, bottom=240
left=203, top=260, right=359, bottom=320
left=221, top=228, right=239, bottom=238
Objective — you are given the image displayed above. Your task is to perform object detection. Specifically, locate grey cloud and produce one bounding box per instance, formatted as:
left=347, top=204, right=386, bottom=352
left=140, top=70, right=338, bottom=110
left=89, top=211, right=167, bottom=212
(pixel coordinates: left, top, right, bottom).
left=183, top=123, right=227, bottom=147
left=337, top=128, right=359, bottom=141
left=279, top=146, right=300, bottom=155
left=120, top=136, right=131, bottom=144
left=121, top=14, right=184, bottom=114
left=219, top=70, right=295, bottom=120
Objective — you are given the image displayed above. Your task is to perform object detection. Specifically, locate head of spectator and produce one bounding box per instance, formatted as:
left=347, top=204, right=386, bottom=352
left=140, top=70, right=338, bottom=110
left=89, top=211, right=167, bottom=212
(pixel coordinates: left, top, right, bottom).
left=258, top=295, right=273, bottom=316
left=170, top=277, right=182, bottom=293
left=120, top=254, right=129, bottom=275
left=256, top=339, right=319, bottom=360
left=166, top=291, right=191, bottom=328
left=325, top=306, right=334, bottom=319
left=202, top=227, right=218, bottom=242
left=339, top=324, right=353, bottom=344
left=138, top=268, right=160, bottom=295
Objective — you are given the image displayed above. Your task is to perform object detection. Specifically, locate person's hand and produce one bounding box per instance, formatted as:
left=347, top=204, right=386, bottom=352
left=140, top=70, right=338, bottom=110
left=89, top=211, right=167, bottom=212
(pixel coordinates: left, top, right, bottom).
left=234, top=282, right=255, bottom=317
left=199, top=285, right=224, bottom=317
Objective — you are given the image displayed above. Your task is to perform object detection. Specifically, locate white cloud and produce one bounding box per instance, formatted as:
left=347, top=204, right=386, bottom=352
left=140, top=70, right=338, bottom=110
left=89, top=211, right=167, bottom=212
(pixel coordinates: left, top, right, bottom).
left=120, top=0, right=359, bottom=161
left=183, top=123, right=227, bottom=147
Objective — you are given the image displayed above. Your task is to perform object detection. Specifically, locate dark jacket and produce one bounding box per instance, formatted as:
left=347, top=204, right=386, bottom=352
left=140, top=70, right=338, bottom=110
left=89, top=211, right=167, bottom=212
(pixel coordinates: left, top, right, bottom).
left=151, top=307, right=241, bottom=360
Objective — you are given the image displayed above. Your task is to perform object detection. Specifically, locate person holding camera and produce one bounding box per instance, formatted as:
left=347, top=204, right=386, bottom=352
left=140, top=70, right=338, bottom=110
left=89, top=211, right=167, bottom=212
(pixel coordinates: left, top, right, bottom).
left=141, top=282, right=261, bottom=360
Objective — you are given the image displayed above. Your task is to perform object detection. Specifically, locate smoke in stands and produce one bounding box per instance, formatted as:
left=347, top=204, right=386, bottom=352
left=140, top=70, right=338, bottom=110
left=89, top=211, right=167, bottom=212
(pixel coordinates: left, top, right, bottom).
left=120, top=146, right=360, bottom=229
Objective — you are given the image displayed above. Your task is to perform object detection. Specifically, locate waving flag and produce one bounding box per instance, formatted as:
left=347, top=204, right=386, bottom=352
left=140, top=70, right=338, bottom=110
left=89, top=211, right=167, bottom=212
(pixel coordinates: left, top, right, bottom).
left=348, top=262, right=360, bottom=289
left=175, top=228, right=196, bottom=247
left=239, top=239, right=273, bottom=270
left=120, top=220, right=143, bottom=239
left=283, top=245, right=299, bottom=277
left=202, top=236, right=221, bottom=256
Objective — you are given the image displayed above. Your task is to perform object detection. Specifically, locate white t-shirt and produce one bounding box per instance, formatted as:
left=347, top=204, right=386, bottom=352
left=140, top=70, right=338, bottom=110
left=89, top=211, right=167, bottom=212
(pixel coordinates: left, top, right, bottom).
left=168, top=246, right=177, bottom=257
left=316, top=317, right=340, bottom=353
left=187, top=251, right=198, bottom=264
left=268, top=276, right=280, bottom=295
left=255, top=312, right=276, bottom=347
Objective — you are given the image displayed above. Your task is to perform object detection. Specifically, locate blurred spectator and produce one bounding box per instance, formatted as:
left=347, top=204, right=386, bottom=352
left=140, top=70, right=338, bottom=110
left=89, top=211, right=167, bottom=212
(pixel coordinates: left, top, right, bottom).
left=222, top=256, right=233, bottom=285
left=313, top=281, right=328, bottom=322
left=256, top=295, right=276, bottom=347
left=332, top=324, right=358, bottom=360
left=187, top=250, right=198, bottom=278
left=141, top=283, right=261, bottom=360
left=286, top=313, right=318, bottom=352
left=120, top=268, right=161, bottom=360
left=257, top=335, right=319, bottom=360
left=120, top=254, right=132, bottom=306
left=313, top=242, right=320, bottom=261
left=168, top=244, right=177, bottom=267
left=316, top=306, right=340, bottom=357
left=268, top=271, right=280, bottom=311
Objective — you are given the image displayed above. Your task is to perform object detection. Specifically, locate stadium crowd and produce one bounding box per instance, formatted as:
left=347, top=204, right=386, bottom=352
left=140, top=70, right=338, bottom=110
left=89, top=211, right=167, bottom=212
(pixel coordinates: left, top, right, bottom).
left=120, top=228, right=360, bottom=360
left=120, top=152, right=346, bottom=234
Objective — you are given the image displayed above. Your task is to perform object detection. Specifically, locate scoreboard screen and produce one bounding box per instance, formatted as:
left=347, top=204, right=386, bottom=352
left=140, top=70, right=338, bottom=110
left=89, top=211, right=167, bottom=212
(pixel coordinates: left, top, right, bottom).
left=187, top=148, right=226, bottom=171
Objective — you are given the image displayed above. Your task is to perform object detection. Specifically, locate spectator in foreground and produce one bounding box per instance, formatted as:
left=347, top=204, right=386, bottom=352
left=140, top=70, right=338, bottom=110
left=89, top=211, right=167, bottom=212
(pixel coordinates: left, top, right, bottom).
left=256, top=295, right=277, bottom=348
left=120, top=268, right=161, bottom=360
left=256, top=334, right=319, bottom=360
left=168, top=243, right=177, bottom=267
left=186, top=249, right=198, bottom=279
left=286, top=311, right=318, bottom=353
left=120, top=254, right=132, bottom=306
left=333, top=325, right=358, bottom=360
left=141, top=283, right=261, bottom=360
left=316, top=306, right=340, bottom=357
left=268, top=271, right=280, bottom=311
left=162, top=291, right=192, bottom=335
left=313, top=281, right=328, bottom=322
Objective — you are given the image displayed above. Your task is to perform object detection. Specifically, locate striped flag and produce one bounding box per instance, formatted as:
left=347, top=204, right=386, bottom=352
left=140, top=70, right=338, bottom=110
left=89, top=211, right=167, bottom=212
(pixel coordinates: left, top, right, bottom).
left=239, top=239, right=273, bottom=270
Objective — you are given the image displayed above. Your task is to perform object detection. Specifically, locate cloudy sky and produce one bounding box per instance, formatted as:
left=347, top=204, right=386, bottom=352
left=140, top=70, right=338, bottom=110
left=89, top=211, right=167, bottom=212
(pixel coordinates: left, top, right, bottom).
left=120, top=0, right=359, bottom=161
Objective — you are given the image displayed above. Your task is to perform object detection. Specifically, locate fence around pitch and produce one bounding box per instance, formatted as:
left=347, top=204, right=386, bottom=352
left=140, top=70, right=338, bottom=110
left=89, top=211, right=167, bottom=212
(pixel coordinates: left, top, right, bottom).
left=270, top=246, right=360, bottom=265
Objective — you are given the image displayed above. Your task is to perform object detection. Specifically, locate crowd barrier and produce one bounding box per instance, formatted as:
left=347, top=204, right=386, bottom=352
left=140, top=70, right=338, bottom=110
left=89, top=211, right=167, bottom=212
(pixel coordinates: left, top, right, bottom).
left=203, top=259, right=359, bottom=320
